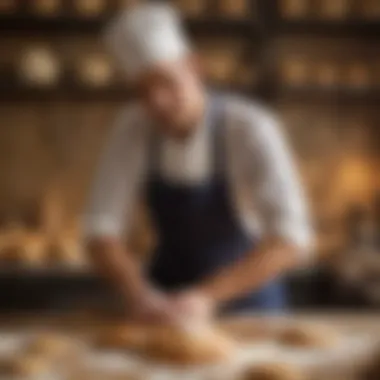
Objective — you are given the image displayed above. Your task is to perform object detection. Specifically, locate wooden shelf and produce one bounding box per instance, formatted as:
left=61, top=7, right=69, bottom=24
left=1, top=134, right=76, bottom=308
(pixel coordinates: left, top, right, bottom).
left=275, top=20, right=380, bottom=38
left=274, top=87, right=380, bottom=104
left=0, top=15, right=257, bottom=36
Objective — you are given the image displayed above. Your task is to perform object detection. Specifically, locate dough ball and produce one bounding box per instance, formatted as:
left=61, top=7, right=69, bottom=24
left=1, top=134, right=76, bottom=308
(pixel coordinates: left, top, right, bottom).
left=26, top=334, right=71, bottom=358
left=19, top=46, right=61, bottom=86
left=144, top=325, right=236, bottom=365
left=277, top=324, right=338, bottom=349
left=11, top=354, right=49, bottom=377
left=242, top=362, right=304, bottom=380
left=95, top=324, right=148, bottom=352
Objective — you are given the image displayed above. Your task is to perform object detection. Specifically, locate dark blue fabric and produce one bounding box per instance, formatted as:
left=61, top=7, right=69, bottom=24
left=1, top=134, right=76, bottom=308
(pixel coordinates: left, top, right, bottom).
left=146, top=95, right=286, bottom=313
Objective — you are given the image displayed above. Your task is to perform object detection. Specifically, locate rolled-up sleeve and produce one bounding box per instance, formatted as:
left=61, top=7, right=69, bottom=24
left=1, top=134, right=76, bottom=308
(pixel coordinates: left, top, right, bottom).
left=234, top=102, right=314, bottom=256
left=83, top=105, right=147, bottom=240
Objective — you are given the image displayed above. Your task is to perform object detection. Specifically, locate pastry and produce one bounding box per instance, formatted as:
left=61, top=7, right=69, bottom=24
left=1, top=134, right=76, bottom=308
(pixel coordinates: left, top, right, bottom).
left=218, top=0, right=249, bottom=18
left=315, top=62, right=340, bottom=87
left=143, top=325, right=236, bottom=365
left=277, top=324, right=339, bottom=348
left=280, top=0, right=309, bottom=19
left=0, top=0, right=17, bottom=13
left=31, top=0, right=62, bottom=16
left=317, top=0, right=350, bottom=20
left=345, top=63, right=370, bottom=89
left=281, top=58, right=309, bottom=86
left=11, top=354, right=50, bottom=377
left=19, top=46, right=61, bottom=86
left=17, top=233, right=47, bottom=266
left=95, top=324, right=148, bottom=352
left=242, top=362, right=304, bottom=380
left=77, top=55, right=114, bottom=87
left=360, top=0, right=380, bottom=19
left=175, top=0, right=206, bottom=17
left=25, top=334, right=72, bottom=359
left=74, top=0, right=106, bottom=17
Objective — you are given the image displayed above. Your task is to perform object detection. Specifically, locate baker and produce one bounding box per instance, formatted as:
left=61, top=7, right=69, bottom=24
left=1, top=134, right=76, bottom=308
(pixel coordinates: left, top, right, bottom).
left=84, top=3, right=313, bottom=323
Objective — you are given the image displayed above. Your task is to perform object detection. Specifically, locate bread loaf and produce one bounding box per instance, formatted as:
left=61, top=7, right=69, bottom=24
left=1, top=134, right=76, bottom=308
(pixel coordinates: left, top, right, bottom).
left=19, top=46, right=61, bottom=86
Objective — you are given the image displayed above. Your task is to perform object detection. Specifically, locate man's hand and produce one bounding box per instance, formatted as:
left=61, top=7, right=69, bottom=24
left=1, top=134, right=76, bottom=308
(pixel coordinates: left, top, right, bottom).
left=169, top=290, right=216, bottom=326
left=127, top=288, right=177, bottom=324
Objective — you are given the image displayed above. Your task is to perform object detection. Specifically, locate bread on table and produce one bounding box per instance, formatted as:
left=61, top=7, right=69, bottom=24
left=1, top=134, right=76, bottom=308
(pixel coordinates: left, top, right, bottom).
left=276, top=324, right=339, bottom=349
left=242, top=362, right=305, bottom=380
left=143, top=325, right=236, bottom=365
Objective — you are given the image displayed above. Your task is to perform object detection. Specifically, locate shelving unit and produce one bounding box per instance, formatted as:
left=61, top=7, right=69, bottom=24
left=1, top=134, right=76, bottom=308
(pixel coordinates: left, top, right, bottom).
left=0, top=0, right=379, bottom=310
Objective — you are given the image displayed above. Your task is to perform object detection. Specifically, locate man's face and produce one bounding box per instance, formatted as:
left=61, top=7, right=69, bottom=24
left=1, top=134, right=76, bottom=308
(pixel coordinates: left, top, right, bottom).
left=137, top=56, right=205, bottom=136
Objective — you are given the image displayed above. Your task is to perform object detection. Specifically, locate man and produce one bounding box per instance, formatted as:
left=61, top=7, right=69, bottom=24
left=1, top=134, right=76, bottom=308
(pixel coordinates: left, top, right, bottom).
left=84, top=3, right=313, bottom=324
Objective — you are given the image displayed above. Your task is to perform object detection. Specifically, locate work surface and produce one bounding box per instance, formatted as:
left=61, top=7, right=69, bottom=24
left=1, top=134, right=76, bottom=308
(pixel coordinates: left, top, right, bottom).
left=0, top=312, right=379, bottom=380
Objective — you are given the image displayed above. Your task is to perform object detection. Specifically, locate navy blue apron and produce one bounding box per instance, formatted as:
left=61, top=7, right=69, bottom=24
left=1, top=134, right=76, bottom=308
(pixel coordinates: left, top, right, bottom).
left=146, top=94, right=287, bottom=313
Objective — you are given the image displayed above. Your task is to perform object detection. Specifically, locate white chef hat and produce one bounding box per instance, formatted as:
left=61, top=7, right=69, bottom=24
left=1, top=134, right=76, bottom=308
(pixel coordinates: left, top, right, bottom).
left=103, top=3, right=190, bottom=79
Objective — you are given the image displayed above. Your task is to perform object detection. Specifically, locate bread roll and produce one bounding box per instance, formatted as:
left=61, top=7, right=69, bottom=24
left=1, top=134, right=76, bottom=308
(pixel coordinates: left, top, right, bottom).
left=77, top=55, right=114, bottom=87
left=175, top=0, right=206, bottom=16
left=219, top=0, right=249, bottom=18
left=345, top=63, right=370, bottom=89
left=95, top=324, right=148, bottom=352
left=144, top=325, right=236, bottom=365
left=280, top=0, right=309, bottom=19
left=277, top=324, right=339, bottom=348
left=31, top=0, right=61, bottom=16
left=317, top=0, right=350, bottom=20
left=314, top=62, right=340, bottom=87
left=0, top=0, right=17, bottom=13
left=19, top=46, right=61, bottom=86
left=242, top=362, right=304, bottom=380
left=25, top=334, right=72, bottom=359
left=281, top=59, right=309, bottom=86
left=11, top=354, right=50, bottom=377
left=74, top=0, right=106, bottom=17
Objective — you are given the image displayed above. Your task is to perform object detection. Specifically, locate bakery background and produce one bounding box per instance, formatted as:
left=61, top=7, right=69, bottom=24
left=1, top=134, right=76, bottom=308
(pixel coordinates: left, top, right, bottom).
left=0, top=0, right=379, bottom=313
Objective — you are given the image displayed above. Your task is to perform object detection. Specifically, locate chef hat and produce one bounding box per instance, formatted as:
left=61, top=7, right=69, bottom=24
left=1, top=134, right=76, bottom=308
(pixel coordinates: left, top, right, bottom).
left=104, top=3, right=190, bottom=79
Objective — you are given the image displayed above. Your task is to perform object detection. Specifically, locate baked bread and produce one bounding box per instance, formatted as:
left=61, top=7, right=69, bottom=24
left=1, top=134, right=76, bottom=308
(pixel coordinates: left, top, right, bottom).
left=19, top=46, right=61, bottom=86
left=11, top=354, right=50, bottom=377
left=74, top=0, right=106, bottom=17
left=96, top=324, right=148, bottom=352
left=77, top=55, right=114, bottom=87
left=277, top=324, right=339, bottom=349
left=31, top=0, right=61, bottom=16
left=143, top=325, right=236, bottom=365
left=242, top=362, right=304, bottom=380
left=25, top=334, right=72, bottom=359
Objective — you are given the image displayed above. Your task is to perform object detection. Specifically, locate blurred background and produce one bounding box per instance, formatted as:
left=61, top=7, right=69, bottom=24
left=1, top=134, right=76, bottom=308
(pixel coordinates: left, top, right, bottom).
left=0, top=0, right=379, bottom=313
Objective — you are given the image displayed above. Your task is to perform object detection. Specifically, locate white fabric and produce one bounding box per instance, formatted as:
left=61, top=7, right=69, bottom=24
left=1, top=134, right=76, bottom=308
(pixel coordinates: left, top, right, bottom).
left=104, top=3, right=190, bottom=79
left=83, top=95, right=314, bottom=255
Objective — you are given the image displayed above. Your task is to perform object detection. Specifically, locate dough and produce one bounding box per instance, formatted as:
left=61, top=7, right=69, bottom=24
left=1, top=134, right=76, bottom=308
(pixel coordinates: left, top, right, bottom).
left=277, top=324, right=338, bottom=349
left=11, top=354, right=50, bottom=377
left=95, top=324, right=148, bottom=352
left=242, top=362, right=304, bottom=380
left=25, top=334, right=71, bottom=358
left=143, top=325, right=236, bottom=365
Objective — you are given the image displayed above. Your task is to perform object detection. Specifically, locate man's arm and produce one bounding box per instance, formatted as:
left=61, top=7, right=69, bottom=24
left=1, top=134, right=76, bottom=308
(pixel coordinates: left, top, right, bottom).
left=175, top=103, right=313, bottom=311
left=83, top=106, right=170, bottom=319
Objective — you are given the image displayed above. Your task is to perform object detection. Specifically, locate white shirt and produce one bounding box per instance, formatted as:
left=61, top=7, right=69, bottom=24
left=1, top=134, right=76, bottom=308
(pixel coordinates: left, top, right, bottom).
left=83, top=95, right=313, bottom=255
